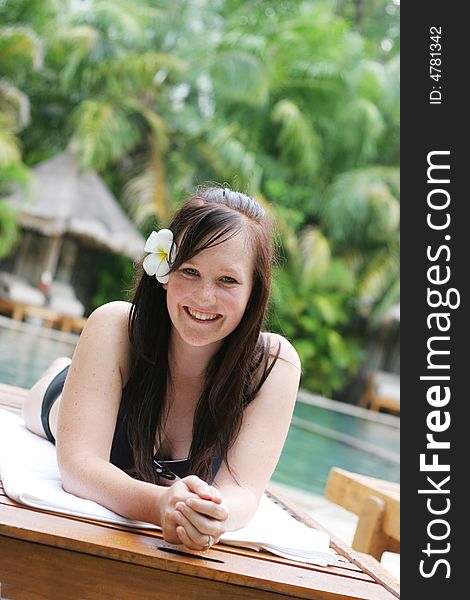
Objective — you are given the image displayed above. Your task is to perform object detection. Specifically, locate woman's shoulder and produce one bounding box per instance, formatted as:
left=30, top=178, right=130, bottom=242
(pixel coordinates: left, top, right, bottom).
left=262, top=332, right=301, bottom=370
left=87, top=301, right=132, bottom=328
left=80, top=302, right=133, bottom=379
left=82, top=302, right=132, bottom=351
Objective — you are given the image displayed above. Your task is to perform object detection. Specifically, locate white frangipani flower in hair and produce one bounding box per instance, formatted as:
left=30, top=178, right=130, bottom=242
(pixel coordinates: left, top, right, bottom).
left=142, top=229, right=176, bottom=284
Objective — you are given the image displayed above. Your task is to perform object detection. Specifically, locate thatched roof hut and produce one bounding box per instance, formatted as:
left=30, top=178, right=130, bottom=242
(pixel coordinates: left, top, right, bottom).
left=6, top=151, right=144, bottom=261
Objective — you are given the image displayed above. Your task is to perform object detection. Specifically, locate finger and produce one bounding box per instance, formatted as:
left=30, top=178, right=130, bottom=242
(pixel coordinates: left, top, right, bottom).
left=206, top=485, right=223, bottom=503
left=185, top=497, right=228, bottom=521
left=175, top=503, right=220, bottom=535
left=174, top=510, right=212, bottom=547
left=161, top=515, right=182, bottom=545
left=176, top=526, right=206, bottom=551
left=183, top=476, right=213, bottom=500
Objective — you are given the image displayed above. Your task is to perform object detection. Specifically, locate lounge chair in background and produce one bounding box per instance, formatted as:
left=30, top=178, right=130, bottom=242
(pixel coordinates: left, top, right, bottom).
left=326, top=467, right=400, bottom=562
left=47, top=281, right=85, bottom=318
left=0, top=272, right=45, bottom=309
left=359, top=371, right=400, bottom=415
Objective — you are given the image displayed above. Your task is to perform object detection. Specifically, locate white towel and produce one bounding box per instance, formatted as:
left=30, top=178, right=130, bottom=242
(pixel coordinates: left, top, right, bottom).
left=0, top=408, right=336, bottom=566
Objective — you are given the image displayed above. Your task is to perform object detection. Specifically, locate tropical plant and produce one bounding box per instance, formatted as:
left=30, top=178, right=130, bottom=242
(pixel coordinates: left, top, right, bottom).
left=1, top=0, right=400, bottom=396
left=0, top=24, right=41, bottom=182
left=268, top=224, right=363, bottom=395
left=0, top=201, right=19, bottom=258
left=320, top=166, right=400, bottom=324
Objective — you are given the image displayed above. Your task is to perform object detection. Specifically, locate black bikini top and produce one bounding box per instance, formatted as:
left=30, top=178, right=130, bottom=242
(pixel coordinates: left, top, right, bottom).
left=110, top=400, right=222, bottom=482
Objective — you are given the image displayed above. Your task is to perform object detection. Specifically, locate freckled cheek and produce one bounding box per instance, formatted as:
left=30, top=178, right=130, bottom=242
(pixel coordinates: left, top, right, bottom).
left=223, top=291, right=250, bottom=319
left=167, top=277, right=192, bottom=305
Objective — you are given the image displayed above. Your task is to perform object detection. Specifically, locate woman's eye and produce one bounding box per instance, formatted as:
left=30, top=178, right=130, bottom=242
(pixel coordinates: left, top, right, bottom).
left=221, top=276, right=238, bottom=284
left=182, top=268, right=198, bottom=276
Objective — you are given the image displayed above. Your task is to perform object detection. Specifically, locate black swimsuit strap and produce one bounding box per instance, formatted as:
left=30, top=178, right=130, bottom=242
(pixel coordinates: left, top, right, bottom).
left=40, top=365, right=70, bottom=444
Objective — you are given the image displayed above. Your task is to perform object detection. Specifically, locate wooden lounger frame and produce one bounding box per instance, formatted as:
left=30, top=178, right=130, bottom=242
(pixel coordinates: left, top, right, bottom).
left=0, top=383, right=399, bottom=599
left=326, top=468, right=400, bottom=561
left=0, top=299, right=87, bottom=333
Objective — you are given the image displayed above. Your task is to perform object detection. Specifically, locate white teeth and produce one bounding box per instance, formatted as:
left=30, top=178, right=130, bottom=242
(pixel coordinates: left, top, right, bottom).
left=187, top=307, right=219, bottom=321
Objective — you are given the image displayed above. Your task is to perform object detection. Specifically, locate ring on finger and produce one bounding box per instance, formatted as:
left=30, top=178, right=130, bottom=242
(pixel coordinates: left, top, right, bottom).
left=202, top=534, right=213, bottom=550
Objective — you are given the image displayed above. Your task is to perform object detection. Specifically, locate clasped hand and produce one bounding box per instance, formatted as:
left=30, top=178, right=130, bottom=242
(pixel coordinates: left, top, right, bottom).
left=160, top=475, right=228, bottom=550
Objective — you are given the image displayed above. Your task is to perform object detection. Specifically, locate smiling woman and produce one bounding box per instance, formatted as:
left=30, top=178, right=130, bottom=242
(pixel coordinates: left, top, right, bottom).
left=21, top=185, right=301, bottom=552
left=164, top=230, right=253, bottom=348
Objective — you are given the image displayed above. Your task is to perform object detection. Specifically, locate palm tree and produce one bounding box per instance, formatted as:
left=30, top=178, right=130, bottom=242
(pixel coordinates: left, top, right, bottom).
left=0, top=25, right=42, bottom=179
left=3, top=0, right=400, bottom=395
left=321, top=166, right=399, bottom=324
left=269, top=223, right=363, bottom=395
left=0, top=22, right=43, bottom=256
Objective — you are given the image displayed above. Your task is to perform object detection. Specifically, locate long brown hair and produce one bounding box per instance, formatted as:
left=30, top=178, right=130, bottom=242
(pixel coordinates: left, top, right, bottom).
left=122, top=186, right=279, bottom=483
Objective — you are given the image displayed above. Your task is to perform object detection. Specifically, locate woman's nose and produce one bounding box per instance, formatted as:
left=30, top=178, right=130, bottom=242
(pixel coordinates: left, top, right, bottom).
left=194, top=280, right=217, bottom=306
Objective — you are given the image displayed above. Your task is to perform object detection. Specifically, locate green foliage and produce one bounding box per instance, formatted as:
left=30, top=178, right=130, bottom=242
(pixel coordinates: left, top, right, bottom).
left=0, top=26, right=44, bottom=79
left=82, top=251, right=135, bottom=313
left=268, top=226, right=363, bottom=395
left=271, top=99, right=320, bottom=179
left=72, top=100, right=143, bottom=170
left=211, top=50, right=269, bottom=106
left=0, top=0, right=399, bottom=397
left=322, top=167, right=399, bottom=249
left=0, top=201, right=20, bottom=258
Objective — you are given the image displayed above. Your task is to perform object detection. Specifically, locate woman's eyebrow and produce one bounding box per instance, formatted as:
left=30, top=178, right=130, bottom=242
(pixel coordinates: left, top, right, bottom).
left=218, top=266, right=247, bottom=279
left=184, top=258, right=243, bottom=274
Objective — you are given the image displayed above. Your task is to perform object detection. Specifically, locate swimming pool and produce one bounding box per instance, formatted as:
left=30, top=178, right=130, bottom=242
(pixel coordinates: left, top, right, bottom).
left=0, top=317, right=399, bottom=495
left=278, top=397, right=399, bottom=494
left=0, top=317, right=77, bottom=388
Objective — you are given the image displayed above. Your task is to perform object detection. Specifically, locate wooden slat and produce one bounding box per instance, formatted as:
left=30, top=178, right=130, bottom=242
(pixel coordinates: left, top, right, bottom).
left=325, top=469, right=400, bottom=542
left=266, top=488, right=399, bottom=599
left=0, top=503, right=396, bottom=600
left=0, top=493, right=374, bottom=584
left=0, top=480, right=365, bottom=580
left=0, top=536, right=291, bottom=600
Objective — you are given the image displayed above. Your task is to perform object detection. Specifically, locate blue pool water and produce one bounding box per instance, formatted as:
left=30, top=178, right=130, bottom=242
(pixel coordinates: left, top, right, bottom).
left=0, top=318, right=399, bottom=495
left=277, top=404, right=399, bottom=494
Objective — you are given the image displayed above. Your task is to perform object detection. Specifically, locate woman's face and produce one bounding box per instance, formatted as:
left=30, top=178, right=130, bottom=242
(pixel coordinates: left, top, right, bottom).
left=164, top=229, right=254, bottom=350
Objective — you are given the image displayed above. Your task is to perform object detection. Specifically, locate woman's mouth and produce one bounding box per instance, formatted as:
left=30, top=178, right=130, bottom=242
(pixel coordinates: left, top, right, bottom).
left=184, top=306, right=221, bottom=322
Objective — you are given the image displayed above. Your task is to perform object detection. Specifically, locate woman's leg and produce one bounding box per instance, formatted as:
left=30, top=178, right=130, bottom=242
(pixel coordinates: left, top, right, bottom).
left=22, top=356, right=72, bottom=440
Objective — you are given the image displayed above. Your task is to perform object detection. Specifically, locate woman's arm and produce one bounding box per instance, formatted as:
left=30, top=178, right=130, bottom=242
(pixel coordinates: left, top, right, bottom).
left=55, top=301, right=214, bottom=541
left=173, top=333, right=300, bottom=547
left=56, top=301, right=162, bottom=521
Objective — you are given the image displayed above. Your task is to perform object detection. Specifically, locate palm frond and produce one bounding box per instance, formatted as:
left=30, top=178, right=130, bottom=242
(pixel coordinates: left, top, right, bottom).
left=0, top=79, right=30, bottom=128
left=48, top=24, right=100, bottom=85
left=123, top=155, right=165, bottom=225
left=0, top=112, right=22, bottom=166
left=298, top=227, right=331, bottom=283
left=210, top=50, right=269, bottom=106
left=0, top=200, right=20, bottom=258
left=349, top=59, right=388, bottom=105
left=0, top=25, right=44, bottom=75
left=382, top=54, right=400, bottom=121
left=123, top=160, right=157, bottom=225
left=271, top=99, right=320, bottom=178
left=322, top=166, right=400, bottom=248
left=71, top=0, right=156, bottom=42
left=368, top=277, right=400, bottom=328
left=77, top=51, right=186, bottom=99
left=356, top=239, right=399, bottom=299
left=72, top=99, right=142, bottom=170
left=203, top=125, right=263, bottom=192
left=336, top=97, right=385, bottom=164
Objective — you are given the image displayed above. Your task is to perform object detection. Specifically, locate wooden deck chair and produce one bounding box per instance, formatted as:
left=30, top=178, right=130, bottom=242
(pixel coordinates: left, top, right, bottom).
left=0, top=384, right=400, bottom=599
left=326, top=468, right=400, bottom=562
left=360, top=371, right=400, bottom=415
